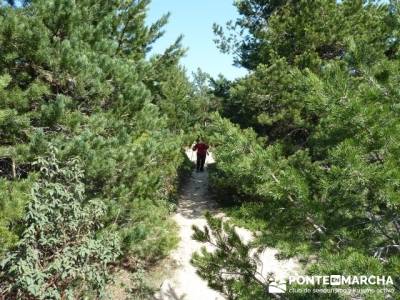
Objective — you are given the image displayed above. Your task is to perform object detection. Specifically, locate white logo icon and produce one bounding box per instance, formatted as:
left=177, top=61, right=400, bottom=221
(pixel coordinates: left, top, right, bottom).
left=330, top=275, right=341, bottom=286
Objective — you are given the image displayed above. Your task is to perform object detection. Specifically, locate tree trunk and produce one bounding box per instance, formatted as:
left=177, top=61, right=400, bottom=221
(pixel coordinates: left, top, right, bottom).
left=11, top=157, right=16, bottom=179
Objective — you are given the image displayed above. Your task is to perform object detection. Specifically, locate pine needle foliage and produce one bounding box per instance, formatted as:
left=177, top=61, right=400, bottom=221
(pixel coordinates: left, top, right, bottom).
left=0, top=0, right=200, bottom=298
left=196, top=1, right=400, bottom=299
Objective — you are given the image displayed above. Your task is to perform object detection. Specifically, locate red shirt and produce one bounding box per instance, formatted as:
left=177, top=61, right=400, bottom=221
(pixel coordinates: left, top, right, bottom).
left=193, top=143, right=209, bottom=156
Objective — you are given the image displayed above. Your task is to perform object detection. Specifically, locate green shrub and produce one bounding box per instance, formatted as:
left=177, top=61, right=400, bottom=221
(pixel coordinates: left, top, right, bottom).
left=0, top=148, right=121, bottom=299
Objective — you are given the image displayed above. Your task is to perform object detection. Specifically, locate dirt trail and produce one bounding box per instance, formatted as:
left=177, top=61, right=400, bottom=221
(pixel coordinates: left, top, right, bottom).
left=154, top=150, right=301, bottom=300
left=154, top=150, right=224, bottom=300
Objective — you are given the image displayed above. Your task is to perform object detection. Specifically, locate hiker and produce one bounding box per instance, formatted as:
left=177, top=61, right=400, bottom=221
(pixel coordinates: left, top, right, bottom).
left=192, top=138, right=209, bottom=172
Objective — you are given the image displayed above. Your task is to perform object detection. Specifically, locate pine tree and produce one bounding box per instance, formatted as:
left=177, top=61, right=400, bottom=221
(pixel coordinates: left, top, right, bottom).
left=198, top=1, right=400, bottom=299
left=0, top=0, right=198, bottom=297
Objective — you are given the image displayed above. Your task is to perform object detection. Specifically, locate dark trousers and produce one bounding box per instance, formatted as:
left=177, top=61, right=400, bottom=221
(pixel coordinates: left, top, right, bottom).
left=196, top=154, right=206, bottom=171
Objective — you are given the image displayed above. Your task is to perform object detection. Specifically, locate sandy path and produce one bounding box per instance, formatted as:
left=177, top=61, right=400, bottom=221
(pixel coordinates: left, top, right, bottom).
left=154, top=150, right=225, bottom=300
left=154, top=150, right=301, bottom=300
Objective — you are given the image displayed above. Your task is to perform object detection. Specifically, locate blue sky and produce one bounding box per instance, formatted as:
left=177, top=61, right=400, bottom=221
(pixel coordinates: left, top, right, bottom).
left=146, top=0, right=248, bottom=80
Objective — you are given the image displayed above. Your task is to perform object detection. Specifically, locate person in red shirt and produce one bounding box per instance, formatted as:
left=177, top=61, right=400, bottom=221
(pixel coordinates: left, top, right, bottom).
left=192, top=138, right=209, bottom=172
